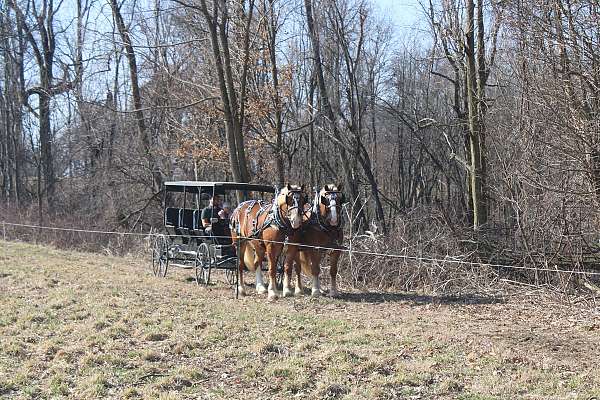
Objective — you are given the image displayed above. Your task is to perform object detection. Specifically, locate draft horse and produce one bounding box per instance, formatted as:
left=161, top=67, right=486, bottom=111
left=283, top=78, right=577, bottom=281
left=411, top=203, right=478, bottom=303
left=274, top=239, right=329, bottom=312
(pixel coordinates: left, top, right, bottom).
left=230, top=185, right=308, bottom=300
left=284, top=184, right=345, bottom=297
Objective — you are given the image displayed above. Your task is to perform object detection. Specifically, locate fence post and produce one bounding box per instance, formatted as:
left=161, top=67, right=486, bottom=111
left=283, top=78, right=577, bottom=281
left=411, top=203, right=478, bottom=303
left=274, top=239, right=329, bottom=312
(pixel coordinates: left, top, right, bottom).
left=235, top=238, right=240, bottom=299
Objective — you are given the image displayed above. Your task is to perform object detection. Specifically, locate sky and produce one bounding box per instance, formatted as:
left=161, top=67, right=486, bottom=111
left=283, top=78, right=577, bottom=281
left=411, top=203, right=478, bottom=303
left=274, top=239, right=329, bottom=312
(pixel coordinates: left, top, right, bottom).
left=373, top=0, right=424, bottom=31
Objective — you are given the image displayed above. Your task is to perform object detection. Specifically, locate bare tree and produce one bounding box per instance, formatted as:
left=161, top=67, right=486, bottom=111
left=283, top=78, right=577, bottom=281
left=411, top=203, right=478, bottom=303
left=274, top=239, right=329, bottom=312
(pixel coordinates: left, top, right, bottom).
left=109, top=0, right=164, bottom=194
left=7, top=0, right=86, bottom=216
left=427, top=0, right=500, bottom=229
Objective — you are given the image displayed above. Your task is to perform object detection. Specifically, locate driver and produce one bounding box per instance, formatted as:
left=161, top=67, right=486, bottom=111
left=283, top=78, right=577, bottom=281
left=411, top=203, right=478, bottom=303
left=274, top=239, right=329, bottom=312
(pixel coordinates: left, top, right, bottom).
left=201, top=195, right=223, bottom=231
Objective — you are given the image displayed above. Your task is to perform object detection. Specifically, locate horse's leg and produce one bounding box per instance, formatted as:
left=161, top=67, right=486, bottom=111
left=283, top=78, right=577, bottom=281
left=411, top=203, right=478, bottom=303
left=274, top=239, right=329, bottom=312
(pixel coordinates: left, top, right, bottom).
left=329, top=249, right=341, bottom=297
left=237, top=241, right=247, bottom=296
left=252, top=242, right=267, bottom=294
left=282, top=245, right=298, bottom=297
left=310, top=251, right=322, bottom=297
left=294, top=258, right=304, bottom=296
left=266, top=242, right=283, bottom=301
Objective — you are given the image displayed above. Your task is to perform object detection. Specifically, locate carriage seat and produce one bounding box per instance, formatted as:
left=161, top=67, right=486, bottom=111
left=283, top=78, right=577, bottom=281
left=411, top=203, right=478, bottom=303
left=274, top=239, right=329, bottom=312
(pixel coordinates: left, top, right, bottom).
left=178, top=209, right=195, bottom=233
left=164, top=207, right=186, bottom=243
left=165, top=207, right=181, bottom=233
left=179, top=208, right=204, bottom=244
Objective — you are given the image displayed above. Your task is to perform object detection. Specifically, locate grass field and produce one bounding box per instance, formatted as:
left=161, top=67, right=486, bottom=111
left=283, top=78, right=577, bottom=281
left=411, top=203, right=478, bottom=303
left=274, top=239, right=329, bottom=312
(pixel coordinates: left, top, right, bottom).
left=1, top=240, right=599, bottom=399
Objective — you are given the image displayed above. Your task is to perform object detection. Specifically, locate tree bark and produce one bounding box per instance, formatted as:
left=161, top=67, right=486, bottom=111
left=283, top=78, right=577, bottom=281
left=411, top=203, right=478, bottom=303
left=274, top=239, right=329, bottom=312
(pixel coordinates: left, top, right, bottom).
left=465, top=0, right=487, bottom=229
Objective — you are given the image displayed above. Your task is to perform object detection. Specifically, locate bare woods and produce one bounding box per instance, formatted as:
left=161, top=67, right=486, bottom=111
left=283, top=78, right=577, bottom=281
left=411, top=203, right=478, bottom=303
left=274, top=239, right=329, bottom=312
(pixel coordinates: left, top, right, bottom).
left=1, top=0, right=599, bottom=291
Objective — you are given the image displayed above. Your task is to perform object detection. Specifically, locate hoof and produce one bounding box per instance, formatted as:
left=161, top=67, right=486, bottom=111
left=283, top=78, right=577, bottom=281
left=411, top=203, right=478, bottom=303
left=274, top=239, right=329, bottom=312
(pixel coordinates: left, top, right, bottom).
left=283, top=287, right=294, bottom=297
left=256, top=284, right=267, bottom=295
left=268, top=290, right=280, bottom=301
left=238, top=286, right=246, bottom=297
left=329, top=289, right=339, bottom=297
left=294, top=287, right=304, bottom=296
left=311, top=289, right=321, bottom=297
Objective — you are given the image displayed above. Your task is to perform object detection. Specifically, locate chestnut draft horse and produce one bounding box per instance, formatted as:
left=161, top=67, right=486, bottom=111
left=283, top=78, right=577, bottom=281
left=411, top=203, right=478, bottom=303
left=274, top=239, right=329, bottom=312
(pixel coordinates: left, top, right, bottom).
left=284, top=184, right=345, bottom=297
left=230, top=185, right=308, bottom=300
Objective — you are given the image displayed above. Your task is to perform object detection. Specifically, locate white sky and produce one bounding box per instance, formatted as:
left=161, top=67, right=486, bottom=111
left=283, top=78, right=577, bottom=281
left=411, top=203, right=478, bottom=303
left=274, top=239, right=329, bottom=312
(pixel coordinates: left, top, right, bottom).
left=373, top=0, right=424, bottom=30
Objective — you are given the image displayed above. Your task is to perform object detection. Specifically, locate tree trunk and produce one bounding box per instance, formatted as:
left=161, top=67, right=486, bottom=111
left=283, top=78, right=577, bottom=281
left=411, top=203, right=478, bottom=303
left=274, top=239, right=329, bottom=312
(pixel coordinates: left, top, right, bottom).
left=198, top=0, right=250, bottom=183
left=265, top=0, right=285, bottom=186
left=304, top=0, right=366, bottom=231
left=465, top=0, right=487, bottom=229
left=110, top=0, right=162, bottom=193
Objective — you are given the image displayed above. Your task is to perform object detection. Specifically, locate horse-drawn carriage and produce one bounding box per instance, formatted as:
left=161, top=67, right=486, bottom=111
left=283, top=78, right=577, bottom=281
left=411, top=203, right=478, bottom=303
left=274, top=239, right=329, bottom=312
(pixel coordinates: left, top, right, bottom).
left=151, top=181, right=277, bottom=292
left=151, top=180, right=345, bottom=299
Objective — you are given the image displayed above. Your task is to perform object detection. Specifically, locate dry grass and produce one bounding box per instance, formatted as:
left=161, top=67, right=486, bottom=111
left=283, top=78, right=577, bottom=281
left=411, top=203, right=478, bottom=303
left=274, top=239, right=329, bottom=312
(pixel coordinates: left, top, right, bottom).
left=1, top=240, right=599, bottom=399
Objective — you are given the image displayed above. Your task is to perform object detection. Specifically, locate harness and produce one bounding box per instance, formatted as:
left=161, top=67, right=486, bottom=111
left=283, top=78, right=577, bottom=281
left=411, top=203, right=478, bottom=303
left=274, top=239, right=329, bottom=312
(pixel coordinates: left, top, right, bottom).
left=271, top=197, right=296, bottom=235
left=231, top=193, right=300, bottom=240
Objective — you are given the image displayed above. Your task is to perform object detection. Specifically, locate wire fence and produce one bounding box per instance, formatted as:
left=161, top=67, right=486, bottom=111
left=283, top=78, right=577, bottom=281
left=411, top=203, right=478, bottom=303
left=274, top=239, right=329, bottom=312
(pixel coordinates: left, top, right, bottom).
left=3, top=220, right=600, bottom=278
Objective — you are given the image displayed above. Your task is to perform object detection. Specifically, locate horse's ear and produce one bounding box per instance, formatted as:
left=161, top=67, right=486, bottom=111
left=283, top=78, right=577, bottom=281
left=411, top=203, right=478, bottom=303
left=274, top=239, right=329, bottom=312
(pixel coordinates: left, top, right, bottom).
left=321, top=195, right=328, bottom=205
left=286, top=183, right=291, bottom=191
left=301, top=184, right=305, bottom=191
left=337, top=183, right=343, bottom=191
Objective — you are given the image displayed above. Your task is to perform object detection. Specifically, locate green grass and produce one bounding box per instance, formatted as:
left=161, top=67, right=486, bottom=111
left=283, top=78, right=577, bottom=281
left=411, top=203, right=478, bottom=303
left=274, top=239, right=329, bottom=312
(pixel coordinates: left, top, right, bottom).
left=1, top=240, right=599, bottom=399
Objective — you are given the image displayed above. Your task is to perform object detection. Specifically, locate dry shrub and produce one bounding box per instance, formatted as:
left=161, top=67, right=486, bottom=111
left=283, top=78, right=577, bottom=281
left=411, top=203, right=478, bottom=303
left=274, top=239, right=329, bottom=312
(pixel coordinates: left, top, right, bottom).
left=337, top=206, right=499, bottom=294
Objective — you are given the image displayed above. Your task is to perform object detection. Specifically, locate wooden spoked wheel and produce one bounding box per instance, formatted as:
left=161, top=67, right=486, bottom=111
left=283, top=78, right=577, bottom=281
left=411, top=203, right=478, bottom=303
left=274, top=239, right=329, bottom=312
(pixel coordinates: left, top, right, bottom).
left=195, top=243, right=212, bottom=286
left=224, top=268, right=236, bottom=285
left=152, top=234, right=169, bottom=277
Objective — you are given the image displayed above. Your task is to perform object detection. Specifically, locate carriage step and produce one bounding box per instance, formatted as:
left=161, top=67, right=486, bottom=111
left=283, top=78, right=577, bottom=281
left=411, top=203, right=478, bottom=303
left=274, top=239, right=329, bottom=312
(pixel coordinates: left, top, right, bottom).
left=177, top=250, right=198, bottom=256
left=169, top=263, right=195, bottom=269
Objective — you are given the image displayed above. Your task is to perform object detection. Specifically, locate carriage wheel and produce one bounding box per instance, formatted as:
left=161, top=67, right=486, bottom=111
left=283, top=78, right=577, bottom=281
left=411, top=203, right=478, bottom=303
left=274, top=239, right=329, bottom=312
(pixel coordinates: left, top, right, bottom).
left=152, top=234, right=169, bottom=277
left=195, top=243, right=212, bottom=286
left=224, top=268, right=236, bottom=285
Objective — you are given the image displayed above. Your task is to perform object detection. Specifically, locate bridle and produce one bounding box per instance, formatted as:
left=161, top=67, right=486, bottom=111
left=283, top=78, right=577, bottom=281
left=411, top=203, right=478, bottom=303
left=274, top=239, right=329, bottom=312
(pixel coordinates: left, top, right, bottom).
left=311, top=190, right=344, bottom=231
left=272, top=188, right=307, bottom=233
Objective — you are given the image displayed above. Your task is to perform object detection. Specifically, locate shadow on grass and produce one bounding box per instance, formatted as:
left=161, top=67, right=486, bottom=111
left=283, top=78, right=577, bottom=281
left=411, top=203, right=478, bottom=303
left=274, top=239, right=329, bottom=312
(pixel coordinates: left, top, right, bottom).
left=337, top=291, right=504, bottom=305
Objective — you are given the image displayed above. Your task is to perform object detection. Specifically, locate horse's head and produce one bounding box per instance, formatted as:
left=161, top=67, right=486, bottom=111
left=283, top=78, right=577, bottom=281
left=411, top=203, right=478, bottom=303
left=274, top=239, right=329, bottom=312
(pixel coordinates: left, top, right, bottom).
left=316, top=184, right=345, bottom=227
left=277, top=184, right=308, bottom=230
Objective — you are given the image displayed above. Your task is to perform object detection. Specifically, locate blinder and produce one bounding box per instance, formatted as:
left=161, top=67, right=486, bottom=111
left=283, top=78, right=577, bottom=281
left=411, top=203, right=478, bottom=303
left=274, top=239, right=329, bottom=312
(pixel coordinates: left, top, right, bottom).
left=321, top=191, right=343, bottom=208
left=286, top=190, right=305, bottom=208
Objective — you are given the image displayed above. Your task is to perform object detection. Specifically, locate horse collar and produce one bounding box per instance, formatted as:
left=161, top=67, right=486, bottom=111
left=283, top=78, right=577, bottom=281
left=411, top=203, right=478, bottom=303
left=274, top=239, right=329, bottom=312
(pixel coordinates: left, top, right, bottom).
left=270, top=197, right=294, bottom=234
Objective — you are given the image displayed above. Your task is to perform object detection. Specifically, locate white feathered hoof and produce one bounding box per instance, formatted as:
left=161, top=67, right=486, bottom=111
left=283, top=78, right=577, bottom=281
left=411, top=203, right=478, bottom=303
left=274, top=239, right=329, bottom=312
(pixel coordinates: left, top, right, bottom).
left=238, top=286, right=246, bottom=297
left=283, top=287, right=294, bottom=297
left=256, top=284, right=268, bottom=295
left=294, top=287, right=304, bottom=296
left=268, top=289, right=280, bottom=301
left=311, top=288, right=321, bottom=297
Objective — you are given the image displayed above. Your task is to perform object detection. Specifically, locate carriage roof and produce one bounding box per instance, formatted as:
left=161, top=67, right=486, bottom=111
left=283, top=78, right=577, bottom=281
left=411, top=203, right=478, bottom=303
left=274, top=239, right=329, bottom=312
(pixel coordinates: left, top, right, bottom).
left=164, top=181, right=276, bottom=195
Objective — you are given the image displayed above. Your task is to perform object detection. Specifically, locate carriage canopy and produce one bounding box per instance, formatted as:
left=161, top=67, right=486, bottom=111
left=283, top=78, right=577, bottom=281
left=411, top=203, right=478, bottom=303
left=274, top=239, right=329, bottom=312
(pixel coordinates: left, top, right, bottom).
left=164, top=181, right=276, bottom=195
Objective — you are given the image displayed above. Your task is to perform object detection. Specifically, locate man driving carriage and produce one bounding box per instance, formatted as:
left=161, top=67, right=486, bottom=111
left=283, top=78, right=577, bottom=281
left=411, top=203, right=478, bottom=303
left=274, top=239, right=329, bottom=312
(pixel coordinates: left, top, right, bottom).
left=201, top=195, right=223, bottom=231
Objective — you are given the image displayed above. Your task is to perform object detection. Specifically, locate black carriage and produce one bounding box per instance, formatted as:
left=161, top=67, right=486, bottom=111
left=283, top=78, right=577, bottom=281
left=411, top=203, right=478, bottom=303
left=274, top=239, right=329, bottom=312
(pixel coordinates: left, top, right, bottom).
left=151, top=181, right=276, bottom=290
